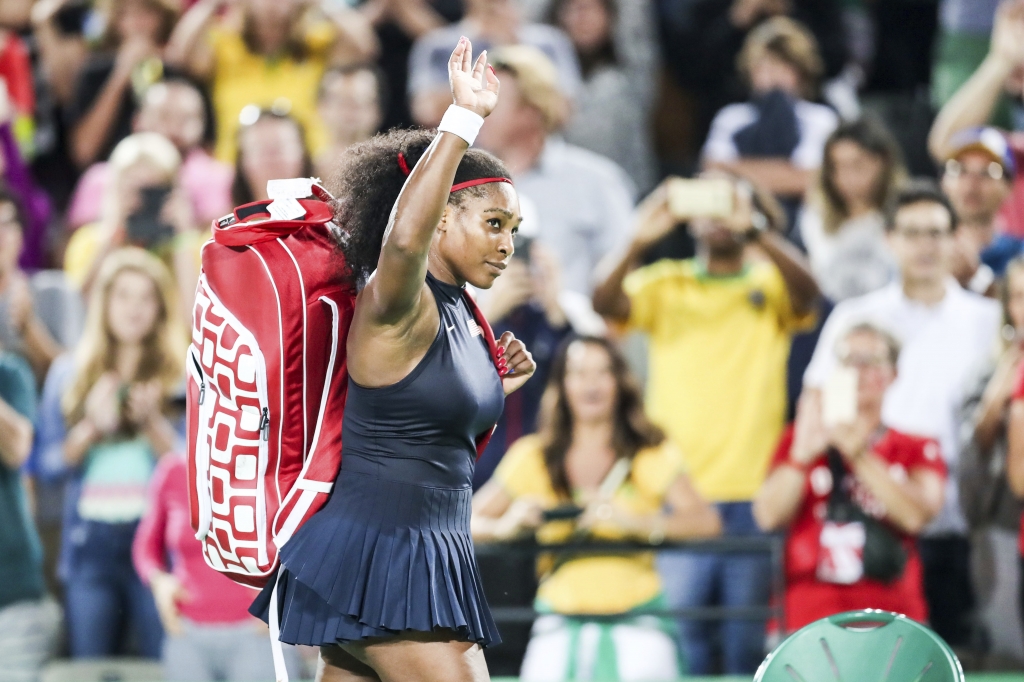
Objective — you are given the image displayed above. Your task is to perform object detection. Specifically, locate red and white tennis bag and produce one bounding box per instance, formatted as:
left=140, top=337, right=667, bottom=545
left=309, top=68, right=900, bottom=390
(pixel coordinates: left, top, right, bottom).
left=186, top=179, right=355, bottom=589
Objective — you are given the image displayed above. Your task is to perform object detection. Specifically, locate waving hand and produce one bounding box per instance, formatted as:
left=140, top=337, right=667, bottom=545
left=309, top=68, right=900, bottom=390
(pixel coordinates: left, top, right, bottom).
left=449, top=37, right=500, bottom=118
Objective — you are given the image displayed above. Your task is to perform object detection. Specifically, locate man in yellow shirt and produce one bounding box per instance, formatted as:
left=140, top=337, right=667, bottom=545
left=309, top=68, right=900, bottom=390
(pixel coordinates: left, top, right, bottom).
left=593, top=175, right=820, bottom=674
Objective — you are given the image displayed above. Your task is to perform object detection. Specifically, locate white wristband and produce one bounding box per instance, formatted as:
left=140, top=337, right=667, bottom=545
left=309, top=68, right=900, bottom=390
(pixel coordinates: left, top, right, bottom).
left=438, top=105, right=485, bottom=146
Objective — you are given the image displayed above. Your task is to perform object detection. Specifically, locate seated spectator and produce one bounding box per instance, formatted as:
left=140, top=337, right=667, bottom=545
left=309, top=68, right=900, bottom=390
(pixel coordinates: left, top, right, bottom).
left=66, top=0, right=181, bottom=168
left=592, top=174, right=820, bottom=674
left=35, top=247, right=184, bottom=658
left=0, top=79, right=51, bottom=270
left=0, top=188, right=61, bottom=380
left=0, top=330, right=60, bottom=680
left=473, top=336, right=720, bottom=682
left=804, top=180, right=1001, bottom=648
left=314, top=64, right=385, bottom=181
left=755, top=322, right=946, bottom=632
left=64, top=133, right=204, bottom=326
left=941, top=128, right=1024, bottom=296
left=960, top=256, right=1024, bottom=657
left=799, top=117, right=904, bottom=302
left=408, top=0, right=581, bottom=127
left=133, top=453, right=301, bottom=681
left=478, top=45, right=635, bottom=295
left=475, top=238, right=573, bottom=488
left=68, top=78, right=233, bottom=231
left=702, top=16, right=838, bottom=203
left=929, top=0, right=1024, bottom=238
left=547, top=0, right=658, bottom=193
left=167, top=0, right=378, bottom=161
left=231, top=108, right=314, bottom=206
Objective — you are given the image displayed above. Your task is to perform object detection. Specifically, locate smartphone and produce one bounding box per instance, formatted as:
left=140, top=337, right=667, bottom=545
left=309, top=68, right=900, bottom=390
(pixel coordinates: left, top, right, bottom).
left=822, top=366, right=858, bottom=427
left=513, top=233, right=534, bottom=266
left=667, top=178, right=734, bottom=221
left=542, top=505, right=584, bottom=522
left=126, top=185, right=175, bottom=250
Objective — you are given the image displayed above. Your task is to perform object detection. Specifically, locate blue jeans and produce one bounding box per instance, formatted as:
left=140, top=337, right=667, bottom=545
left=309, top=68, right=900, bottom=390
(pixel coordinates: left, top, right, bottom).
left=658, top=501, right=771, bottom=675
left=63, top=520, right=163, bottom=658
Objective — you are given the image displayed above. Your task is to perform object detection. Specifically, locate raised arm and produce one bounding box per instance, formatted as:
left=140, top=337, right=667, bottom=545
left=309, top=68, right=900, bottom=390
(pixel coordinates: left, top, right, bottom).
left=360, top=38, right=498, bottom=325
left=929, top=0, right=1024, bottom=160
left=752, top=229, right=820, bottom=316
left=164, top=0, right=222, bottom=80
left=323, top=2, right=380, bottom=65
left=592, top=181, right=677, bottom=321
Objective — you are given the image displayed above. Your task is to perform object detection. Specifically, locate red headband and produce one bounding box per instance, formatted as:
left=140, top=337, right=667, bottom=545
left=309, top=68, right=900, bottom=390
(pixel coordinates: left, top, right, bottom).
left=397, top=152, right=512, bottom=193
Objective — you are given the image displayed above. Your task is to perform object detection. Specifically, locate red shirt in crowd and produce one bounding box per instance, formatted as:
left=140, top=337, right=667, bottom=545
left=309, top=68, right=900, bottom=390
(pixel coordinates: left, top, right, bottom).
left=771, top=426, right=946, bottom=632
left=1001, top=133, right=1024, bottom=238
left=132, top=454, right=257, bottom=624
left=1011, top=367, right=1024, bottom=556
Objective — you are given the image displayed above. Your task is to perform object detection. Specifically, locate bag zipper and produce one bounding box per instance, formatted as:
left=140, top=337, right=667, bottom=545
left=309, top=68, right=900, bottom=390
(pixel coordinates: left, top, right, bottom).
left=259, top=407, right=270, bottom=442
left=192, top=353, right=206, bottom=405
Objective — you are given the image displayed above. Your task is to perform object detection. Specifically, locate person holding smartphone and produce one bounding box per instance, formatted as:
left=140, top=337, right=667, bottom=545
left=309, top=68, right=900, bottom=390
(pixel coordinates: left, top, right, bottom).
left=592, top=172, right=819, bottom=674
left=63, top=132, right=202, bottom=327
left=754, top=322, right=946, bottom=632
left=473, top=336, right=720, bottom=682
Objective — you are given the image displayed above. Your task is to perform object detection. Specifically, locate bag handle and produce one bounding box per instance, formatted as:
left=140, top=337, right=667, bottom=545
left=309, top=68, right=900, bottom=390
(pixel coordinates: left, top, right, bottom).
left=212, top=198, right=335, bottom=247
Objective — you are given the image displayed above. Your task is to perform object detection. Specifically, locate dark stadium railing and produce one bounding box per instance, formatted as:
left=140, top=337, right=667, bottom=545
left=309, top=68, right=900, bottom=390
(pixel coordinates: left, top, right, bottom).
left=475, top=535, right=786, bottom=624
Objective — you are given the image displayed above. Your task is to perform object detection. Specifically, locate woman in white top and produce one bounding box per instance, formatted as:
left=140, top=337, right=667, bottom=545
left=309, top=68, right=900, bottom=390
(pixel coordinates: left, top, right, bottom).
left=799, top=117, right=906, bottom=302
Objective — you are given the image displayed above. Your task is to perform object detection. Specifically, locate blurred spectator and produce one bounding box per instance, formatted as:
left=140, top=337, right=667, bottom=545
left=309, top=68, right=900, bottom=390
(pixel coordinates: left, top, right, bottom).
left=0, top=81, right=52, bottom=271
left=930, top=0, right=1024, bottom=239
left=475, top=239, right=572, bottom=488
left=592, top=175, right=819, bottom=674
left=35, top=247, right=184, bottom=658
left=804, top=180, right=1001, bottom=648
left=133, top=453, right=301, bottom=681
left=0, top=332, right=60, bottom=680
left=231, top=109, right=314, bottom=206
left=68, top=78, right=233, bottom=231
left=546, top=0, right=659, bottom=193
left=659, top=0, right=846, bottom=163
left=407, top=0, right=581, bottom=127
left=702, top=17, right=838, bottom=205
left=63, top=133, right=203, bottom=326
left=961, top=256, right=1024, bottom=660
left=479, top=45, right=635, bottom=296
left=0, top=189, right=62, bottom=381
left=473, top=336, right=720, bottom=682
left=360, top=0, right=462, bottom=129
left=798, top=118, right=904, bottom=302
left=940, top=128, right=1023, bottom=296
left=755, top=323, right=946, bottom=632
left=66, top=0, right=182, bottom=168
left=28, top=0, right=92, bottom=215
left=166, top=0, right=378, bottom=161
left=315, top=65, right=385, bottom=181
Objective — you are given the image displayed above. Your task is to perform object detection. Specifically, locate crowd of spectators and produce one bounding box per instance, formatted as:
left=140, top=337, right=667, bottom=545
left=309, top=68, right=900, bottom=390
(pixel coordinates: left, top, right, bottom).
left=5, top=0, right=1024, bottom=680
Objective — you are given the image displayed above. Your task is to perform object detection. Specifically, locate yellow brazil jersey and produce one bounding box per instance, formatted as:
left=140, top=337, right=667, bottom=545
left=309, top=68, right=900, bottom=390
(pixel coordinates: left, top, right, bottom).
left=624, top=259, right=815, bottom=502
left=493, top=435, right=687, bottom=615
left=208, top=24, right=333, bottom=162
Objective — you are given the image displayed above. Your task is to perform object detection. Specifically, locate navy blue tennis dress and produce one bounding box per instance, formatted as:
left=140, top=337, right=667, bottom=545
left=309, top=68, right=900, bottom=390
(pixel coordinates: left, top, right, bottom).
left=250, top=272, right=504, bottom=647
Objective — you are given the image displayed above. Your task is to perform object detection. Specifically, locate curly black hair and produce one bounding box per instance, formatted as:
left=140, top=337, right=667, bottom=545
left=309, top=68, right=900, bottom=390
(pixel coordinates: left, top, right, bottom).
left=327, top=128, right=512, bottom=286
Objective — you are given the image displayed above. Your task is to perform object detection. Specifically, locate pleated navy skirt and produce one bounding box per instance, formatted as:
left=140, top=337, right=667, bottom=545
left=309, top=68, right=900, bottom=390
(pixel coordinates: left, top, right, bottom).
left=250, top=466, right=501, bottom=648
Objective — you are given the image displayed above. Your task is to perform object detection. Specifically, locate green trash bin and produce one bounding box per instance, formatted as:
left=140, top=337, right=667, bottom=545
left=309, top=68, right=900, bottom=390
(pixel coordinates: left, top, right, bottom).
left=754, top=610, right=964, bottom=682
